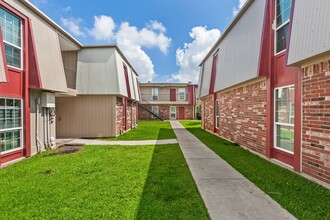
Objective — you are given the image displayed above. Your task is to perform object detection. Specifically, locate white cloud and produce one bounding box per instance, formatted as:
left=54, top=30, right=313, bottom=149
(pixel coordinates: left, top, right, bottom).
left=146, top=20, right=166, bottom=33
left=88, top=15, right=116, bottom=40
left=232, top=0, right=248, bottom=16
left=62, top=6, right=72, bottom=12
left=170, top=26, right=221, bottom=83
left=115, top=21, right=171, bottom=82
left=60, top=17, right=85, bottom=37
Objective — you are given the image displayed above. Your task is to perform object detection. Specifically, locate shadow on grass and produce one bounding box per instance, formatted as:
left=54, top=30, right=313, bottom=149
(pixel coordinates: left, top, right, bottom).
left=135, top=128, right=208, bottom=220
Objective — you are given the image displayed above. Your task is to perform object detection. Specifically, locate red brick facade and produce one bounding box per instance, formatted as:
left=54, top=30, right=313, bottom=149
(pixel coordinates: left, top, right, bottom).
left=139, top=104, right=195, bottom=120
left=116, top=97, right=123, bottom=135
left=219, top=80, right=267, bottom=154
left=116, top=98, right=138, bottom=136
left=201, top=95, right=214, bottom=132
left=201, top=63, right=330, bottom=185
left=302, top=60, right=330, bottom=184
left=202, top=80, right=267, bottom=154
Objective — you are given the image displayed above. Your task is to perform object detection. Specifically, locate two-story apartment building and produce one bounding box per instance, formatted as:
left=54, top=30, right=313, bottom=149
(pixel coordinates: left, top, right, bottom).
left=0, top=0, right=139, bottom=166
left=139, top=82, right=197, bottom=120
left=198, top=0, right=330, bottom=186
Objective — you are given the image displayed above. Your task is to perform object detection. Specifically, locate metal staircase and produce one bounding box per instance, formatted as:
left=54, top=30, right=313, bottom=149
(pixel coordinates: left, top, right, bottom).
left=139, top=98, right=164, bottom=121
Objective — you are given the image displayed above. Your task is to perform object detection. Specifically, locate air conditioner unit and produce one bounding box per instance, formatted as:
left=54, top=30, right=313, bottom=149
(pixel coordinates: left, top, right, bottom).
left=41, top=92, right=55, bottom=108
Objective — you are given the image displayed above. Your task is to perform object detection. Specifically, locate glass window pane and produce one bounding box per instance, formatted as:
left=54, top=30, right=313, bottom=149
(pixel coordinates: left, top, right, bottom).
left=0, top=99, right=5, bottom=107
left=276, top=125, right=294, bottom=152
left=276, top=24, right=289, bottom=53
left=6, top=99, right=13, bottom=107
left=276, top=0, right=292, bottom=27
left=275, top=86, right=294, bottom=124
left=0, top=7, right=21, bottom=47
left=4, top=44, right=21, bottom=68
left=0, top=7, right=22, bottom=69
left=0, top=132, right=4, bottom=152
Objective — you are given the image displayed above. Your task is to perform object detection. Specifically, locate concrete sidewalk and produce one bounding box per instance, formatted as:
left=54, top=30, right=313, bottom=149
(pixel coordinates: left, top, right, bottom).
left=56, top=138, right=178, bottom=147
left=170, top=121, right=296, bottom=220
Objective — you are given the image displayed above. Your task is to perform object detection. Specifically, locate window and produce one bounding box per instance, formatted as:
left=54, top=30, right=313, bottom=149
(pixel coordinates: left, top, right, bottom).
left=151, top=106, right=159, bottom=118
left=178, top=88, right=185, bottom=101
left=152, top=88, right=158, bottom=101
left=0, top=8, right=22, bottom=69
left=275, top=0, right=292, bottom=54
left=274, top=86, right=294, bottom=153
left=170, top=106, right=176, bottom=120
left=0, top=98, right=22, bottom=153
left=215, top=100, right=219, bottom=129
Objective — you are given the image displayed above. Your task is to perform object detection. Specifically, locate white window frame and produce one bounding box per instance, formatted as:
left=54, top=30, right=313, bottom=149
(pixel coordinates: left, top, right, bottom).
left=178, top=88, right=186, bottom=101
left=274, top=85, right=294, bottom=154
left=0, top=98, right=23, bottom=154
left=151, top=88, right=158, bottom=101
left=215, top=100, right=219, bottom=129
left=170, top=106, right=176, bottom=120
left=0, top=8, right=23, bottom=70
left=274, top=0, right=291, bottom=55
left=151, top=106, right=159, bottom=118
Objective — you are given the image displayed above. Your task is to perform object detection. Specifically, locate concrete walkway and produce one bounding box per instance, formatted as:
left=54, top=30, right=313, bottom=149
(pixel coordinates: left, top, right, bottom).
left=56, top=138, right=177, bottom=147
left=170, top=121, right=296, bottom=220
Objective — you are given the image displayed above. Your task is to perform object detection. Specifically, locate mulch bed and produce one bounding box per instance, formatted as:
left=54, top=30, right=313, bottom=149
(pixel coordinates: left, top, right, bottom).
left=47, top=145, right=83, bottom=156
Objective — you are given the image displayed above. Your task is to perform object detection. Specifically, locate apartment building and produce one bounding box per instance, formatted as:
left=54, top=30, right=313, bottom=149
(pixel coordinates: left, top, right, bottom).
left=139, top=82, right=197, bottom=120
left=198, top=0, right=330, bottom=186
left=0, top=0, right=139, bottom=165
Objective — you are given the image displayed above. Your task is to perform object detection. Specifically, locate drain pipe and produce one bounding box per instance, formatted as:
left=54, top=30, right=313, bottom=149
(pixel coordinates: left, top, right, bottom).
left=46, top=108, right=50, bottom=148
left=35, top=98, right=42, bottom=153
left=131, top=100, right=137, bottom=129
left=43, top=107, right=47, bottom=148
left=35, top=98, right=40, bottom=153
left=49, top=108, right=55, bottom=147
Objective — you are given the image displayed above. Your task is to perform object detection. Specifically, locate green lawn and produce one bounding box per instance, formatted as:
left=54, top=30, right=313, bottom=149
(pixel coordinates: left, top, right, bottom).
left=0, top=144, right=208, bottom=219
left=180, top=120, right=330, bottom=220
left=101, top=120, right=176, bottom=141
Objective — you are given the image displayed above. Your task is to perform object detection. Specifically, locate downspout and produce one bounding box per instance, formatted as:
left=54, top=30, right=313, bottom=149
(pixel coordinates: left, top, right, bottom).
left=193, top=85, right=196, bottom=119
left=131, top=100, right=137, bottom=128
left=35, top=98, right=43, bottom=153
left=46, top=108, right=49, bottom=148
left=43, top=107, right=47, bottom=148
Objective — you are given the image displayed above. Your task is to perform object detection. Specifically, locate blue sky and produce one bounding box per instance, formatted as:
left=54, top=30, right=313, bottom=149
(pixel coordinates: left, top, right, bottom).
left=30, top=0, right=247, bottom=83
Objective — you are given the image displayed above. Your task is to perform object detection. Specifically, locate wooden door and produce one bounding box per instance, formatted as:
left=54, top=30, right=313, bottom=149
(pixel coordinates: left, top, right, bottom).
left=178, top=107, right=185, bottom=120
left=170, top=89, right=176, bottom=101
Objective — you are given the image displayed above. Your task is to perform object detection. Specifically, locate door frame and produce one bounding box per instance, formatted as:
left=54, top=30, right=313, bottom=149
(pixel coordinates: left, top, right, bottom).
left=170, top=106, right=176, bottom=120
left=214, top=93, right=220, bottom=134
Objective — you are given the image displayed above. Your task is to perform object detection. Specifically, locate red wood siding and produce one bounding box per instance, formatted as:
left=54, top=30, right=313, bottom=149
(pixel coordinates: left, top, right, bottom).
left=170, top=88, right=176, bottom=101
left=123, top=64, right=131, bottom=99
left=178, top=107, right=185, bottom=120
left=28, top=19, right=42, bottom=89
left=264, top=0, right=301, bottom=171
left=0, top=1, right=31, bottom=163
left=209, top=53, right=218, bottom=94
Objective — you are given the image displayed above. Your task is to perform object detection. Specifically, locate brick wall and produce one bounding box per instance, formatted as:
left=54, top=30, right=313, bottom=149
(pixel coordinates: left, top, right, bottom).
left=201, top=94, right=214, bottom=132
left=127, top=101, right=132, bottom=130
left=138, top=104, right=195, bottom=120
left=116, top=97, right=123, bottom=136
left=219, top=80, right=267, bottom=154
left=201, top=80, right=267, bottom=154
left=302, top=60, right=330, bottom=184
left=132, top=103, right=137, bottom=128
